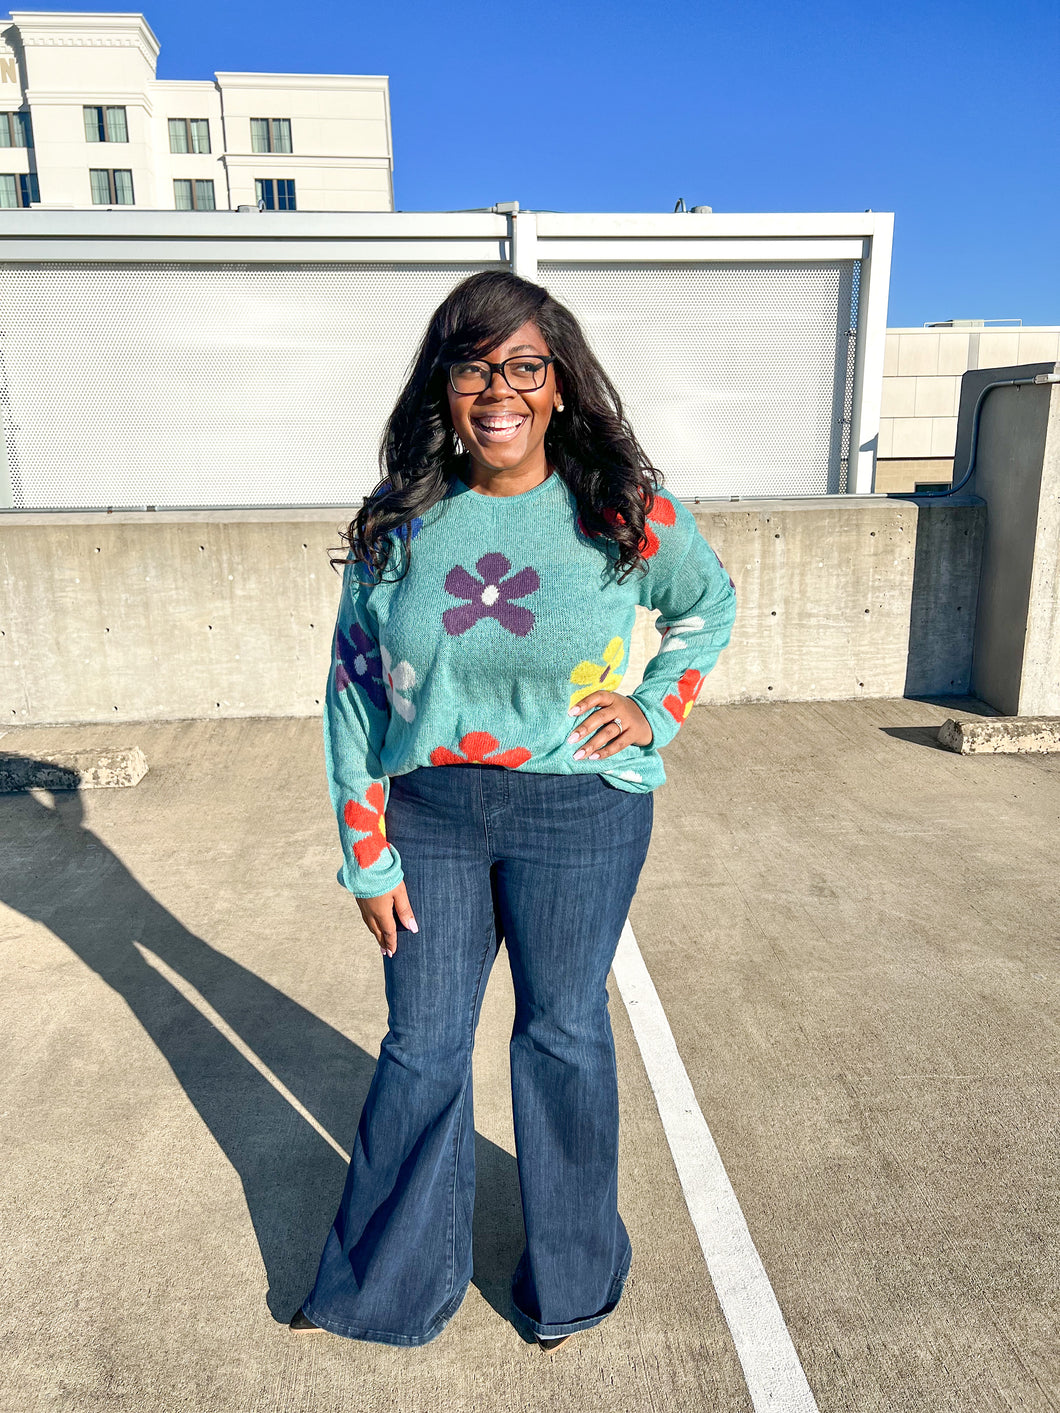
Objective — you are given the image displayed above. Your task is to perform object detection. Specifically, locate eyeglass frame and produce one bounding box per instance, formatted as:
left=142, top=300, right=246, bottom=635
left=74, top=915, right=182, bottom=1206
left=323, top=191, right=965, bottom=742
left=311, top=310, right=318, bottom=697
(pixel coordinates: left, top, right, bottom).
left=444, top=353, right=558, bottom=395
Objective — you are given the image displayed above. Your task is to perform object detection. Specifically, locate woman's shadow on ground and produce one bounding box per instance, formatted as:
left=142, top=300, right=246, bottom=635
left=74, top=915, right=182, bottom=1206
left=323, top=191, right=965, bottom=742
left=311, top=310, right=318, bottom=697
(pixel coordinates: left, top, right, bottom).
left=0, top=765, right=526, bottom=1329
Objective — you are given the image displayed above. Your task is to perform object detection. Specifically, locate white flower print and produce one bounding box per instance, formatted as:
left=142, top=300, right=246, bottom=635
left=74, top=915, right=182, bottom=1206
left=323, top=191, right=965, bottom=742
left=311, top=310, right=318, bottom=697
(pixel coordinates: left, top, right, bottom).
left=608, top=769, right=643, bottom=783
left=659, top=615, right=705, bottom=653
left=379, top=643, right=417, bottom=722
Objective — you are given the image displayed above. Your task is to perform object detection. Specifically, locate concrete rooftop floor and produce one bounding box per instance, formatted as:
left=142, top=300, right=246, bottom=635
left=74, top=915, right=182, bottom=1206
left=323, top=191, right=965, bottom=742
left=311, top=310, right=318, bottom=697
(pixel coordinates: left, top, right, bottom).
left=0, top=697, right=1057, bottom=1413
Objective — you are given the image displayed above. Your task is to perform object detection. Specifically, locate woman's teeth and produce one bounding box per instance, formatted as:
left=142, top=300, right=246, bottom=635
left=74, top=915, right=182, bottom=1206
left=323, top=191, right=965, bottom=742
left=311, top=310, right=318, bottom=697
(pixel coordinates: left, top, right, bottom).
left=472, top=414, right=528, bottom=442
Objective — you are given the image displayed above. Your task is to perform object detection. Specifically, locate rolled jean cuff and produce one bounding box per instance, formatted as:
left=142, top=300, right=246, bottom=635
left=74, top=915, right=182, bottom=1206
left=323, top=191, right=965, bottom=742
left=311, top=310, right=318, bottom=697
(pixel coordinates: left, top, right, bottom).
left=510, top=1238, right=632, bottom=1340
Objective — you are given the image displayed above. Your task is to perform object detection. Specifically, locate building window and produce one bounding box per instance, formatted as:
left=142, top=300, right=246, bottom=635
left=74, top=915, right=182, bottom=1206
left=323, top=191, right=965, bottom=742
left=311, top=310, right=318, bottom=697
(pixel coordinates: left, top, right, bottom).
left=84, top=105, right=129, bottom=143
left=174, top=178, right=216, bottom=210
left=250, top=118, right=292, bottom=154
left=168, top=118, right=211, bottom=154
left=0, top=112, right=33, bottom=148
left=90, top=168, right=134, bottom=205
left=0, top=172, right=39, bottom=207
left=255, top=178, right=296, bottom=211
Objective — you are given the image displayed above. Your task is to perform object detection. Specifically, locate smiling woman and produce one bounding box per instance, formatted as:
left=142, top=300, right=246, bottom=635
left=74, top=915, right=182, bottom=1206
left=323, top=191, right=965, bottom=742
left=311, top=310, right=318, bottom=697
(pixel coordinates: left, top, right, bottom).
left=293, top=270, right=738, bottom=1353
left=346, top=268, right=668, bottom=582
left=446, top=337, right=560, bottom=475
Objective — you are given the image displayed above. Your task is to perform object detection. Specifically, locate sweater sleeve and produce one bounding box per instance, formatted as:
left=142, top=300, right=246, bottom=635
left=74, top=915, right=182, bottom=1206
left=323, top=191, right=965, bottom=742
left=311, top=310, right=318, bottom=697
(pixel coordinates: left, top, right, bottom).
left=323, top=556, right=405, bottom=898
left=628, top=494, right=737, bottom=751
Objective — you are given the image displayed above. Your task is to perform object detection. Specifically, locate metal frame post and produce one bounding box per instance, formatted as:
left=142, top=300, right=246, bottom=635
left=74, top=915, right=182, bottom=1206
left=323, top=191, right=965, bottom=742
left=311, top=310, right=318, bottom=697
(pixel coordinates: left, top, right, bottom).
left=510, top=207, right=538, bottom=280
left=848, top=211, right=894, bottom=493
left=0, top=338, right=15, bottom=508
left=0, top=447, right=13, bottom=508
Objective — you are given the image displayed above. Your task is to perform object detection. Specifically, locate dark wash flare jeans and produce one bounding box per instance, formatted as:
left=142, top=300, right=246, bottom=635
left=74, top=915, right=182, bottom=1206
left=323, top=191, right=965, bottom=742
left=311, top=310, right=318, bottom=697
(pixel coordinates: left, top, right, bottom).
left=301, top=763, right=654, bottom=1346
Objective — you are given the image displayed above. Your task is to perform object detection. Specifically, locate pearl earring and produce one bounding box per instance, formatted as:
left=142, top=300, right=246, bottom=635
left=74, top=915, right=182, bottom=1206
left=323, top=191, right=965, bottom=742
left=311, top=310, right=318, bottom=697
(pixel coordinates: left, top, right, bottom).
left=555, top=400, right=564, bottom=412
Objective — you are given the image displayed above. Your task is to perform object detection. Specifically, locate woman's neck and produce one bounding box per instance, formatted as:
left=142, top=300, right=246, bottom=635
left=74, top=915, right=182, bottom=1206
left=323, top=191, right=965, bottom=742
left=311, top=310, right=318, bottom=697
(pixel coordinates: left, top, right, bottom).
left=459, top=453, right=552, bottom=499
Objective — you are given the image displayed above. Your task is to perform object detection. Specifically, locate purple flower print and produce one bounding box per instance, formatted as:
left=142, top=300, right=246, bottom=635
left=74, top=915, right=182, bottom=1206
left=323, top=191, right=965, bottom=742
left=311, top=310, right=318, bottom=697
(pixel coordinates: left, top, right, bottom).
left=335, top=623, right=388, bottom=711
left=443, top=552, right=540, bottom=638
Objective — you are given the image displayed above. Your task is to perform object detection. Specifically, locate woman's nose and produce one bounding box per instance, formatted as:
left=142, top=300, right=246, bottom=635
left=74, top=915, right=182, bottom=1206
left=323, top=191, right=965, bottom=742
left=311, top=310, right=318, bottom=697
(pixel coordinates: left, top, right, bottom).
left=479, top=371, right=514, bottom=400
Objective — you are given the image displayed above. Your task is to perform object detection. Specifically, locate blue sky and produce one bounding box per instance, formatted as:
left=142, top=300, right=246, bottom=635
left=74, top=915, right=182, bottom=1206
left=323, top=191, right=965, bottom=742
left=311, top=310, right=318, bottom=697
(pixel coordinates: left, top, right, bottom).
left=13, top=0, right=1060, bottom=326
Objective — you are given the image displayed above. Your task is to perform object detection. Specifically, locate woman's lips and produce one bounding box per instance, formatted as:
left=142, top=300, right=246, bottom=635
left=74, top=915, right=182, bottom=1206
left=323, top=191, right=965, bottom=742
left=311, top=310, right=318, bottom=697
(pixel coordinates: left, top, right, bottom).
left=470, top=414, right=528, bottom=443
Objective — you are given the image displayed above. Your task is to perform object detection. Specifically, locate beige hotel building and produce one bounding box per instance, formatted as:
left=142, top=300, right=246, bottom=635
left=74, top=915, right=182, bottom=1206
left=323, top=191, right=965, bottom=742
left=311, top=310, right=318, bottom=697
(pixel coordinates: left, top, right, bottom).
left=0, top=9, right=393, bottom=210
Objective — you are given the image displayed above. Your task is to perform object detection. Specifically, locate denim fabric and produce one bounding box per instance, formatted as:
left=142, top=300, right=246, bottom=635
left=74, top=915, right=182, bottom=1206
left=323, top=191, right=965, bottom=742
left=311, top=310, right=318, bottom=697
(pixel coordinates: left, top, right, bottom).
left=301, top=763, right=654, bottom=1346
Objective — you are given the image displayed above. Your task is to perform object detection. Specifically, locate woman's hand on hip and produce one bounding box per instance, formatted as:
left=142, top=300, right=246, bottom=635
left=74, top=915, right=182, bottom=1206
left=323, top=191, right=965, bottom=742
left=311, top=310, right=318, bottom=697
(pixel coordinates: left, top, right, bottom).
left=567, top=690, right=654, bottom=760
left=357, top=881, right=418, bottom=958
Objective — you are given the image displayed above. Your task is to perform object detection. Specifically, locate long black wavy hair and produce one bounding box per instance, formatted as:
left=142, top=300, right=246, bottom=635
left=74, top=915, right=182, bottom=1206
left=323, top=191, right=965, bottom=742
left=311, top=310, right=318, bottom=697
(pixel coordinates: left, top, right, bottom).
left=332, top=269, right=664, bottom=584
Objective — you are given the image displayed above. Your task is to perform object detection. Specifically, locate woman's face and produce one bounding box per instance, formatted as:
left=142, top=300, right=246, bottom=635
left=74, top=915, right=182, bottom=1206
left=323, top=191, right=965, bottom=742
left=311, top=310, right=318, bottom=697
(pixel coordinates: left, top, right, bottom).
left=445, top=320, right=563, bottom=478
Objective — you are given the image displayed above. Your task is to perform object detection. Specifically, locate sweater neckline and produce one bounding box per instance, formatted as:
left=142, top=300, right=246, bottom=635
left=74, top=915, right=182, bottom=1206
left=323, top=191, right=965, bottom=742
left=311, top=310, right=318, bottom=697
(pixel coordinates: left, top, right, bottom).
left=446, top=467, right=562, bottom=505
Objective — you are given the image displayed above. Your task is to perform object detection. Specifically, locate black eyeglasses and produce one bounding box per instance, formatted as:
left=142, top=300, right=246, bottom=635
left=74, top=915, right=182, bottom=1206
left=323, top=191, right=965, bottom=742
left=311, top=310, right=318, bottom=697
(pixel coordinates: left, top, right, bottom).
left=446, top=354, right=556, bottom=395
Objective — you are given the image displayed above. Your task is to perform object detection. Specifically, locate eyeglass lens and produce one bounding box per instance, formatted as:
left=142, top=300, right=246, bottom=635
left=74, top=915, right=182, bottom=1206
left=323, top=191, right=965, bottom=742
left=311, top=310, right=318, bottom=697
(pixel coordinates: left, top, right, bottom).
left=449, top=357, right=548, bottom=393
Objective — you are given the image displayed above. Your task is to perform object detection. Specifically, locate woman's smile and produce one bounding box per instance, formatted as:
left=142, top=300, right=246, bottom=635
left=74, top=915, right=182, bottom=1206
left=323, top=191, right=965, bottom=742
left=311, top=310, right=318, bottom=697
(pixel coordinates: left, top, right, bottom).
left=469, top=411, right=529, bottom=443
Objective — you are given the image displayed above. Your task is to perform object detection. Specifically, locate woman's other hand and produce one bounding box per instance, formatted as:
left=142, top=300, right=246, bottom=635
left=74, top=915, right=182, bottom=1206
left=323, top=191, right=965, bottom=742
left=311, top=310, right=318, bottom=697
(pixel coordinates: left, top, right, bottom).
left=357, top=881, right=419, bottom=958
left=567, top=690, right=654, bottom=760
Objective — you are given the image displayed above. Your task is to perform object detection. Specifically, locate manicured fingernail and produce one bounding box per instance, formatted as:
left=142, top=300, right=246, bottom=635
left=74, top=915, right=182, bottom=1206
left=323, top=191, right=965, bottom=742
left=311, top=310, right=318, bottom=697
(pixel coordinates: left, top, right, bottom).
left=568, top=706, right=579, bottom=715
left=589, top=753, right=600, bottom=760
left=573, top=749, right=585, bottom=760
left=567, top=731, right=579, bottom=743
left=408, top=919, right=419, bottom=933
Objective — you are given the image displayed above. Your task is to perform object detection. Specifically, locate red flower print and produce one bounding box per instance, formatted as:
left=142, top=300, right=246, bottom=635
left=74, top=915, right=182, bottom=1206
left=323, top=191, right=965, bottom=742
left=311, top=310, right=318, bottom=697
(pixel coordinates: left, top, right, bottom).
left=663, top=668, right=706, bottom=725
left=429, top=731, right=532, bottom=768
left=579, top=491, right=677, bottom=559
left=343, top=781, right=391, bottom=869
left=636, top=493, right=676, bottom=558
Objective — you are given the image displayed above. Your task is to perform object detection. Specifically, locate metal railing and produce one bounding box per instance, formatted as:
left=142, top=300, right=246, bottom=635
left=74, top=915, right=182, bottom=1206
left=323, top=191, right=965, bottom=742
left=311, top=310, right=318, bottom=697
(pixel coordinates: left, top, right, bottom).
left=0, top=205, right=893, bottom=509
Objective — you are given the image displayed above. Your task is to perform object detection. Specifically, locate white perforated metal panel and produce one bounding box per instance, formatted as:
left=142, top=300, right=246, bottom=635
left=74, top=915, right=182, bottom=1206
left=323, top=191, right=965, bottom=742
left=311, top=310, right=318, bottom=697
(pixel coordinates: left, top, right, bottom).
left=0, top=261, right=493, bottom=509
left=538, top=262, right=859, bottom=497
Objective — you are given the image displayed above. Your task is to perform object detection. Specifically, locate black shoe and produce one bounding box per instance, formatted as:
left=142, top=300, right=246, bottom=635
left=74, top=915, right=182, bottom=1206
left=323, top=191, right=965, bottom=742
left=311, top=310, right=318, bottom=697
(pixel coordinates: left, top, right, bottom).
left=537, top=1332, right=575, bottom=1351
left=289, top=1307, right=324, bottom=1333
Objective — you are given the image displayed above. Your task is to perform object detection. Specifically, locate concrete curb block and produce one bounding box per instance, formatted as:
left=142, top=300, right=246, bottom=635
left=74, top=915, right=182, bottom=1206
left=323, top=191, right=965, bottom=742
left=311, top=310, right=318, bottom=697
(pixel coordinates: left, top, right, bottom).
left=937, top=717, right=1060, bottom=755
left=0, top=746, right=148, bottom=791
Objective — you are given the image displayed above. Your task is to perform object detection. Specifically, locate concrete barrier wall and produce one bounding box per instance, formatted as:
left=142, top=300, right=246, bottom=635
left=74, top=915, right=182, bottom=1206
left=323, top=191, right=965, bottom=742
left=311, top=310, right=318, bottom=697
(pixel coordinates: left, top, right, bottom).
left=0, top=497, right=984, bottom=726
left=963, top=368, right=1060, bottom=715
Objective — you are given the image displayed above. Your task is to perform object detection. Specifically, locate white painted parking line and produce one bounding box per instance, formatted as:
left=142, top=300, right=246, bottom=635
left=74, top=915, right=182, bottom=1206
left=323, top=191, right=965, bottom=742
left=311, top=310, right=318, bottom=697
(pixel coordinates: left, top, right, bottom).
left=613, top=919, right=820, bottom=1413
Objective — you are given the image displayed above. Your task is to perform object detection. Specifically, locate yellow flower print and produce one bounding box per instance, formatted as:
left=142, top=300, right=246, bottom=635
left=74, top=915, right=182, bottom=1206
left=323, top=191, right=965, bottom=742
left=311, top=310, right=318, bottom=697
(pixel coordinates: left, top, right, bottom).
left=568, top=636, right=626, bottom=708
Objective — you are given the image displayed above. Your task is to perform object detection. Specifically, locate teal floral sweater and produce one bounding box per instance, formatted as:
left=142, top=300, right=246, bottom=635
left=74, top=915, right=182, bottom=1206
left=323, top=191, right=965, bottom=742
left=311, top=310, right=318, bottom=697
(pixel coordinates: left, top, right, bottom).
left=324, top=469, right=737, bottom=897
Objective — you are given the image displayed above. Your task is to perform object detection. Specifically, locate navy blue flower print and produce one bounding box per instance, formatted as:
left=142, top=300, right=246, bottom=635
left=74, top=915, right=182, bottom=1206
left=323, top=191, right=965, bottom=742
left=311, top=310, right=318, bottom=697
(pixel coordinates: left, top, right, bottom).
left=335, top=623, right=388, bottom=711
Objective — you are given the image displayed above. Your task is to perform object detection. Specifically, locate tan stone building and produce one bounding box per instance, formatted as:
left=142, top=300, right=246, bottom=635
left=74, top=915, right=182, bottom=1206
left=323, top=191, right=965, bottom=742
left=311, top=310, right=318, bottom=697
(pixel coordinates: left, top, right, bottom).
left=875, top=320, right=1060, bottom=494
left=0, top=9, right=393, bottom=211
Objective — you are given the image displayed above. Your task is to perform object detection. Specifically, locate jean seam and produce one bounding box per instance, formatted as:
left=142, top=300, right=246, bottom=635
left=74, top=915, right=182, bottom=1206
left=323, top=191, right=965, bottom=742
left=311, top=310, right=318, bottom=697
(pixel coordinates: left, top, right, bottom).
left=478, top=767, right=494, bottom=861
left=444, top=908, right=495, bottom=1308
left=479, top=762, right=510, bottom=826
